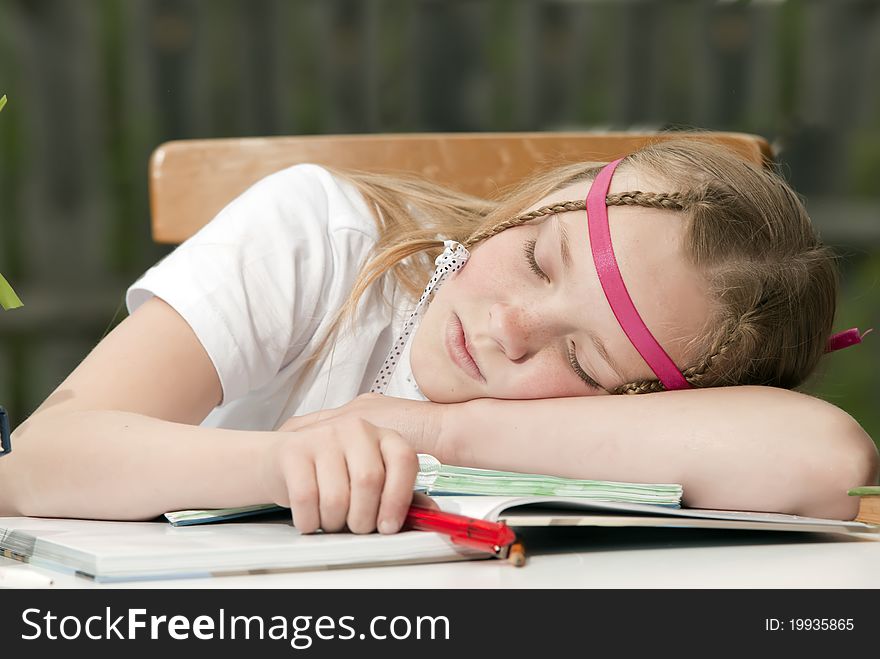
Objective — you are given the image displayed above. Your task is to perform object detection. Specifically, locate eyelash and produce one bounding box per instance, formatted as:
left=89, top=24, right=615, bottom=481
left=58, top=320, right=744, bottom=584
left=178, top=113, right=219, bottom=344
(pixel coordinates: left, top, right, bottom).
left=523, top=238, right=601, bottom=391
left=567, top=346, right=602, bottom=391
left=523, top=238, right=549, bottom=282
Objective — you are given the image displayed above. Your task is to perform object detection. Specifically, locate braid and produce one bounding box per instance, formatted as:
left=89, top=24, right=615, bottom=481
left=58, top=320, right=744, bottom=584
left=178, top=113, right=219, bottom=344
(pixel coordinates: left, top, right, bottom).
left=680, top=330, right=738, bottom=386
left=464, top=192, right=687, bottom=248
left=464, top=203, right=579, bottom=247
left=613, top=379, right=666, bottom=395
left=516, top=200, right=587, bottom=220
left=606, top=191, right=687, bottom=211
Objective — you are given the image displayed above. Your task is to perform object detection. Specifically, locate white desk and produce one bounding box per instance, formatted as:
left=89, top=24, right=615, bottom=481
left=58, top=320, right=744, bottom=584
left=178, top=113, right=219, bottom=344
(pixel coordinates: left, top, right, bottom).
left=3, top=525, right=879, bottom=589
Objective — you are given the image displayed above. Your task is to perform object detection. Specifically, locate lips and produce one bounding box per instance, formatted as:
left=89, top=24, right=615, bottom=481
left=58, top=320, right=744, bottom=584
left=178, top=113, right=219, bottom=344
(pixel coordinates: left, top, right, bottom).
left=445, top=314, right=485, bottom=383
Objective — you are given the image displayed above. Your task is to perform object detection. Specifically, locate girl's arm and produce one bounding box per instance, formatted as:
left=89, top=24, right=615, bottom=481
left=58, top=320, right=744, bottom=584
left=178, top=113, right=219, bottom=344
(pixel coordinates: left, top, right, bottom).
left=436, top=388, right=879, bottom=520
left=0, top=298, right=418, bottom=535
left=0, top=296, right=260, bottom=518
left=1, top=408, right=274, bottom=519
left=279, top=387, right=877, bottom=519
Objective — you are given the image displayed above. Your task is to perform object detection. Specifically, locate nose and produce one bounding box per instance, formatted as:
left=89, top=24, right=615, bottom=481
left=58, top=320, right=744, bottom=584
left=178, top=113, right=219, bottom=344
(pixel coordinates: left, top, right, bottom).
left=488, top=302, right=551, bottom=361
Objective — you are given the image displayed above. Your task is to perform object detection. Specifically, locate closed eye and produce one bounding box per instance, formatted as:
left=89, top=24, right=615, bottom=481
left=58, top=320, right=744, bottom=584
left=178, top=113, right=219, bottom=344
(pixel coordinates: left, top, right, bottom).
left=524, top=238, right=603, bottom=392
left=568, top=344, right=603, bottom=391
left=523, top=238, right=549, bottom=282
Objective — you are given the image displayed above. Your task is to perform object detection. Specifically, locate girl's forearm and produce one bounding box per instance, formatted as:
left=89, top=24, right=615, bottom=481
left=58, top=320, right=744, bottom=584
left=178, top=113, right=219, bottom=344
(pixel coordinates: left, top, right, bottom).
left=439, top=386, right=879, bottom=519
left=0, top=410, right=277, bottom=519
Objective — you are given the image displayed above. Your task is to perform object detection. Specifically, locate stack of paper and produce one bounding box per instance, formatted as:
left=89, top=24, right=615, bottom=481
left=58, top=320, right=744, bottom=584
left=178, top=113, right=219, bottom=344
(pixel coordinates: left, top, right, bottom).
left=415, top=454, right=682, bottom=505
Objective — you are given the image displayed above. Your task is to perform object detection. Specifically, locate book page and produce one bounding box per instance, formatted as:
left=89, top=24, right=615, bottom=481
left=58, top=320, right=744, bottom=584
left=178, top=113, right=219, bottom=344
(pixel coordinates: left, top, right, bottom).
left=434, top=496, right=877, bottom=534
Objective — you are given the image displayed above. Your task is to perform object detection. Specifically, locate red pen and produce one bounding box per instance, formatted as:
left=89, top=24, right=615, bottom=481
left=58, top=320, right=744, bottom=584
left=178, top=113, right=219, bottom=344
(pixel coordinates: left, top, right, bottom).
left=403, top=504, right=518, bottom=559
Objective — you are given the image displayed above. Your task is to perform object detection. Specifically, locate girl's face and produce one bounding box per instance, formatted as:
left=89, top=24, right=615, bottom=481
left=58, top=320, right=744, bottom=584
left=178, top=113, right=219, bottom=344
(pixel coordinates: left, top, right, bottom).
left=409, top=169, right=712, bottom=403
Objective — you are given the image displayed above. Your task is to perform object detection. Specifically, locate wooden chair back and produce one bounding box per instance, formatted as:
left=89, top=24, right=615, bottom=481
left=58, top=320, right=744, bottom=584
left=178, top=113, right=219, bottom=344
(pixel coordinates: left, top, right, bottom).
left=149, top=131, right=773, bottom=244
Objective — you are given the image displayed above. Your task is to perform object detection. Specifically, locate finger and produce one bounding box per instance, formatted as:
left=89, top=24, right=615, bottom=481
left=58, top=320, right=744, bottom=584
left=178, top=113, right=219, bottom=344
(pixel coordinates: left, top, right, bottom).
left=345, top=433, right=385, bottom=535
left=376, top=433, right=419, bottom=534
left=285, top=459, right=320, bottom=534
left=314, top=445, right=350, bottom=533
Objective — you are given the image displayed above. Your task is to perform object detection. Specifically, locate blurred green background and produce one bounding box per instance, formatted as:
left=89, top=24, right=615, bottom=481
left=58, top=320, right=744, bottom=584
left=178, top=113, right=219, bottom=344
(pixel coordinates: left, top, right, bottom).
left=0, top=0, right=877, bottom=449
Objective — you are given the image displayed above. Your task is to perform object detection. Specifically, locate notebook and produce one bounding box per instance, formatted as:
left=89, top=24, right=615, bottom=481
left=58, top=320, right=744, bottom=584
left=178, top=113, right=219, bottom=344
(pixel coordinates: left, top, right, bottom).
left=165, top=453, right=683, bottom=525
left=0, top=512, right=486, bottom=582
left=0, top=497, right=873, bottom=583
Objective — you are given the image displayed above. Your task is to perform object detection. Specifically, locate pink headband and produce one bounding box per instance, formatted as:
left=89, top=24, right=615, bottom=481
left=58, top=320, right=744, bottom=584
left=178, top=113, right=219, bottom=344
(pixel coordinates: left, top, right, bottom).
left=586, top=159, right=866, bottom=391
left=587, top=159, right=691, bottom=390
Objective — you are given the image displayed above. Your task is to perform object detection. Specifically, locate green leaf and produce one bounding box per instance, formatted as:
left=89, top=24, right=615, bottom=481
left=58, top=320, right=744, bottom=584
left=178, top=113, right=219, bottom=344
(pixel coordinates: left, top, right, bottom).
left=0, top=95, right=21, bottom=309
left=0, top=273, right=23, bottom=310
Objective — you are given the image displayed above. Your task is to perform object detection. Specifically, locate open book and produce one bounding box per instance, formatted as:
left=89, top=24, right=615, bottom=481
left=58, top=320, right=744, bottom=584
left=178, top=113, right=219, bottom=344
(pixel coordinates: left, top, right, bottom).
left=165, top=454, right=683, bottom=525
left=0, top=496, right=873, bottom=583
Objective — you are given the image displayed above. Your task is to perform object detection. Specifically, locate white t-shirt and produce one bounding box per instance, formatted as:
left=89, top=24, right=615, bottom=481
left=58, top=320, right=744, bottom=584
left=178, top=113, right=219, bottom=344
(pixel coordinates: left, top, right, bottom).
left=126, top=164, right=426, bottom=431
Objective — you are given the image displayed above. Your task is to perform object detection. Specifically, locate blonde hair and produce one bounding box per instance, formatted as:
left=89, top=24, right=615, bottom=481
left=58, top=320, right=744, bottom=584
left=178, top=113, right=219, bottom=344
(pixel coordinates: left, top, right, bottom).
left=300, top=139, right=838, bottom=396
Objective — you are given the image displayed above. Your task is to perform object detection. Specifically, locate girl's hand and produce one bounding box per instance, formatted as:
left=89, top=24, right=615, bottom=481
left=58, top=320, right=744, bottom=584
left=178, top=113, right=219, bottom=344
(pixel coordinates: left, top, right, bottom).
left=277, top=393, right=447, bottom=457
left=263, top=416, right=419, bottom=535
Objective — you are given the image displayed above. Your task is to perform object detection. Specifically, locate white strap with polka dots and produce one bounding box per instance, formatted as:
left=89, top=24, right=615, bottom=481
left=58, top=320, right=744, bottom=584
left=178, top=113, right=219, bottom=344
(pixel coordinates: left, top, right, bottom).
left=370, top=240, right=471, bottom=395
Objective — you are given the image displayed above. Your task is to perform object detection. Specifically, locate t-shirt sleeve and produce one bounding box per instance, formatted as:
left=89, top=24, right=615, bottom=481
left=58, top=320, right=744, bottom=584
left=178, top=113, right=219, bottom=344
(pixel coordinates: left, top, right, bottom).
left=126, top=164, right=376, bottom=404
